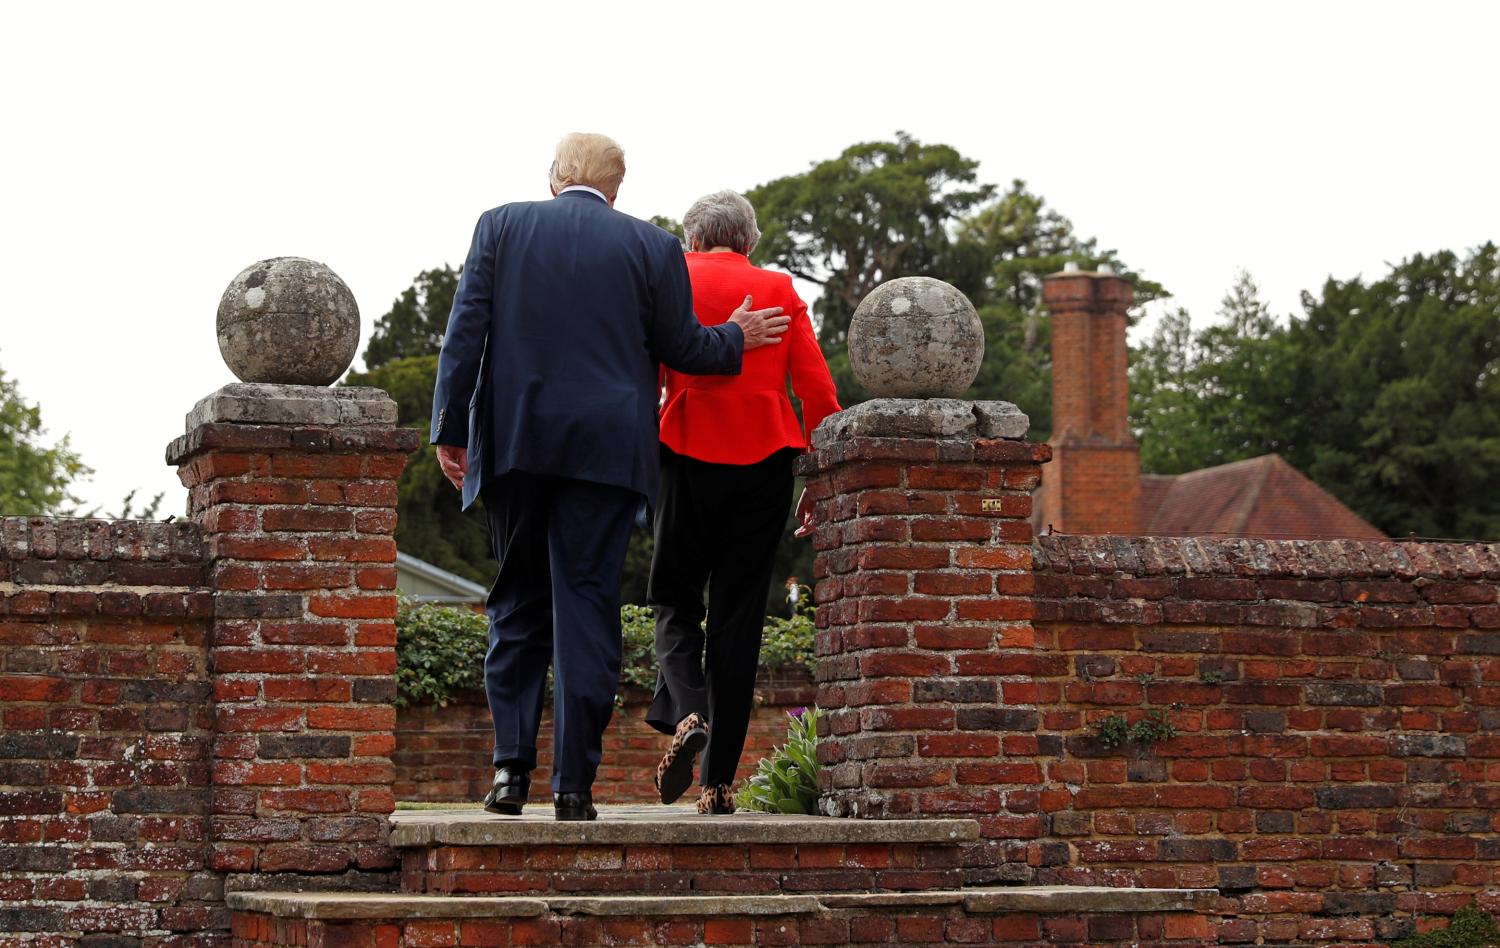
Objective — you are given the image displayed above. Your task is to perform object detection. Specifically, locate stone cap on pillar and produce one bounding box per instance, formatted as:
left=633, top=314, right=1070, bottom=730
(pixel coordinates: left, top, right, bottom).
left=811, top=398, right=1029, bottom=449
left=184, top=382, right=399, bottom=430
left=165, top=383, right=416, bottom=467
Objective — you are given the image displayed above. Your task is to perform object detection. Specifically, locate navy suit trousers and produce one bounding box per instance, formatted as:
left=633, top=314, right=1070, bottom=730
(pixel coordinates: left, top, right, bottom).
left=481, top=472, right=639, bottom=794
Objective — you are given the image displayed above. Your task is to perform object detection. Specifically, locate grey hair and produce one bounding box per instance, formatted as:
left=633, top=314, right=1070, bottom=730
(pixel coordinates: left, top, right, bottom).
left=682, top=190, right=760, bottom=254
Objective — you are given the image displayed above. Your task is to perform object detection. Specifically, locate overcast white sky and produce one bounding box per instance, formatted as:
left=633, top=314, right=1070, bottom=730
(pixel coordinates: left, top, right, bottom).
left=2, top=1, right=1496, bottom=514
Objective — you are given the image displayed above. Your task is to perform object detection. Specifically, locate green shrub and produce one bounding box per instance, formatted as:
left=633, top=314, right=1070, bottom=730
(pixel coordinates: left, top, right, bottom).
left=1395, top=906, right=1500, bottom=947
left=394, top=599, right=488, bottom=707
left=760, top=601, right=816, bottom=670
left=395, top=600, right=816, bottom=708
left=619, top=603, right=658, bottom=692
left=735, top=706, right=821, bottom=815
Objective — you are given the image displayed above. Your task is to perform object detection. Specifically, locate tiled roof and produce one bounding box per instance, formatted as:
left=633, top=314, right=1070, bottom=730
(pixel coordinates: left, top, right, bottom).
left=1140, top=454, right=1385, bottom=540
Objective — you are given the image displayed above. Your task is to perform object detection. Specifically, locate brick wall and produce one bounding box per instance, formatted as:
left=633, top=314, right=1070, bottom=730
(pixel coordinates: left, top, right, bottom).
left=394, top=673, right=816, bottom=803
left=0, top=517, right=223, bottom=941
left=1028, top=534, right=1500, bottom=941
left=0, top=384, right=416, bottom=944
left=167, top=384, right=417, bottom=884
left=803, top=421, right=1500, bottom=941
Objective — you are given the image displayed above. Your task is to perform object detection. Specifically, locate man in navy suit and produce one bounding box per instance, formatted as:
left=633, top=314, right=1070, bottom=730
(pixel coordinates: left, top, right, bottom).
left=430, top=133, right=789, bottom=820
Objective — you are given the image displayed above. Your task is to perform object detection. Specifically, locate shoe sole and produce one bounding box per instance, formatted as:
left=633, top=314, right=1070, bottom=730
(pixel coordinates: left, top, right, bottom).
left=483, top=787, right=527, bottom=816
left=554, top=809, right=597, bottom=821
left=484, top=799, right=524, bottom=816
left=658, top=729, right=708, bottom=805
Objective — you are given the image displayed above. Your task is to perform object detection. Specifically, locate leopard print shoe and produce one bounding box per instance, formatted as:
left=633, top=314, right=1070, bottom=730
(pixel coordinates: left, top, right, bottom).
left=697, top=784, right=735, bottom=815
left=654, top=713, right=709, bottom=805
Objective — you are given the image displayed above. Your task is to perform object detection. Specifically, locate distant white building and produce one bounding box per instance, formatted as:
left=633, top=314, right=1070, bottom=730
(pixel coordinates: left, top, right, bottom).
left=395, top=552, right=487, bottom=608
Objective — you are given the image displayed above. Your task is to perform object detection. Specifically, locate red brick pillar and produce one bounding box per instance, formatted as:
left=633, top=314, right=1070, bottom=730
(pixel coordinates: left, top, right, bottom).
left=1038, top=267, right=1141, bottom=535
left=167, top=383, right=419, bottom=881
left=800, top=399, right=1051, bottom=878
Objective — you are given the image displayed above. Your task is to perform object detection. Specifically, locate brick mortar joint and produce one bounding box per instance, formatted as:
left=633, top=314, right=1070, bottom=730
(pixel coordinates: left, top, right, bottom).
left=1, top=581, right=209, bottom=595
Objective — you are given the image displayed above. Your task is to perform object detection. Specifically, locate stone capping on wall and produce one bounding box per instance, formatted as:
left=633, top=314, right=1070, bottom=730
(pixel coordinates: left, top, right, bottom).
left=1031, top=534, right=1500, bottom=630
left=0, top=517, right=209, bottom=618
left=1034, top=534, right=1500, bottom=580
left=0, top=517, right=206, bottom=565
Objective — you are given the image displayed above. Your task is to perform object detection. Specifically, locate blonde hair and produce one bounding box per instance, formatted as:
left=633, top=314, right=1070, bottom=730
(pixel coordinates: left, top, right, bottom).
left=549, top=132, right=626, bottom=200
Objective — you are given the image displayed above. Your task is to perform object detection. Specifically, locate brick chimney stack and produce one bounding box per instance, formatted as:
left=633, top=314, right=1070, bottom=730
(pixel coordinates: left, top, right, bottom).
left=1037, top=266, right=1142, bottom=534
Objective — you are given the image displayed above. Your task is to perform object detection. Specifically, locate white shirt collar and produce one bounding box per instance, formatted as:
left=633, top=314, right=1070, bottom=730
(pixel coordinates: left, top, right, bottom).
left=559, top=185, right=608, bottom=203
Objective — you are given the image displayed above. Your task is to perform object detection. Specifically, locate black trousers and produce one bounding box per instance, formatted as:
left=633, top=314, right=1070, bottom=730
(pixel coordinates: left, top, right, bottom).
left=481, top=472, right=639, bottom=794
left=645, top=446, right=796, bottom=787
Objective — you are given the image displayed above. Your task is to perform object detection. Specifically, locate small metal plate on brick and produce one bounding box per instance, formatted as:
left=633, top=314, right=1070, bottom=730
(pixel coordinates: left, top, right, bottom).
left=981, top=498, right=1003, bottom=512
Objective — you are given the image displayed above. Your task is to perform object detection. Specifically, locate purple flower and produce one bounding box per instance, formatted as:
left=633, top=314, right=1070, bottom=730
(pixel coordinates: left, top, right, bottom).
left=789, top=707, right=807, bottom=718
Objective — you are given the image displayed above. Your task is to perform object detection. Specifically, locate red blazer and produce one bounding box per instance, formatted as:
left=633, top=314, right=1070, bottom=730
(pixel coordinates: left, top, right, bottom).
left=659, top=252, right=840, bottom=465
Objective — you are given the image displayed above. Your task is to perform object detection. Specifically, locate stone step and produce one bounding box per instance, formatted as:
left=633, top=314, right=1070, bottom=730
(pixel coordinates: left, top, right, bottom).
left=230, top=885, right=1220, bottom=946
left=392, top=806, right=981, bottom=896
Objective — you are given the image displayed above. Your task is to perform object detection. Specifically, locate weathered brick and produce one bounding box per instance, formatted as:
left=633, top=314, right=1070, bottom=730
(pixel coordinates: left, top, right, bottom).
left=955, top=708, right=1038, bottom=731
left=1306, top=682, right=1383, bottom=706
left=257, top=735, right=351, bottom=759
left=1315, top=785, right=1398, bottom=809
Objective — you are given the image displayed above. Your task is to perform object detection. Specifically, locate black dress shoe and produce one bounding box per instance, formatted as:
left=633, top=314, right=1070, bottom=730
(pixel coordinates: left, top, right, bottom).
left=554, top=791, right=597, bottom=822
left=483, top=765, right=530, bottom=816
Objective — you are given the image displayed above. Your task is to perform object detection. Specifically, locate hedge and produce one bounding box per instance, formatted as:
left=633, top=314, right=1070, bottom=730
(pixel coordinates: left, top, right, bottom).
left=395, top=598, right=815, bottom=708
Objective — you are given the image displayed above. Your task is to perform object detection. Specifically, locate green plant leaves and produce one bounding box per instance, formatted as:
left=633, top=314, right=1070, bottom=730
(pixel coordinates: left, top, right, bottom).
left=1395, top=904, right=1500, bottom=947
left=734, top=707, right=822, bottom=816
left=396, top=600, right=816, bottom=709
left=1090, top=710, right=1177, bottom=750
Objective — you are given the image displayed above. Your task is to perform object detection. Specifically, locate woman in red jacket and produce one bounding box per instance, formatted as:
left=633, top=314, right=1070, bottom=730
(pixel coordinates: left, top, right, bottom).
left=647, top=190, right=840, bottom=814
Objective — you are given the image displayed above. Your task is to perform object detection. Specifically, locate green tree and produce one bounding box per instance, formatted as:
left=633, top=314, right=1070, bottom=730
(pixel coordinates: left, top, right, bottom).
left=361, top=266, right=460, bottom=370
left=957, top=181, right=1165, bottom=440
left=0, top=363, right=90, bottom=516
left=746, top=132, right=995, bottom=400
left=1130, top=250, right=1500, bottom=540
left=1131, top=271, right=1294, bottom=474
left=1285, top=246, right=1500, bottom=538
left=748, top=137, right=1162, bottom=423
left=650, top=215, right=685, bottom=248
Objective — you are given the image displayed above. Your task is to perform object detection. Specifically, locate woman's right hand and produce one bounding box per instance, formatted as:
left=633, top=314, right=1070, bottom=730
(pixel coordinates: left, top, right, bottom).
left=793, top=487, right=815, bottom=537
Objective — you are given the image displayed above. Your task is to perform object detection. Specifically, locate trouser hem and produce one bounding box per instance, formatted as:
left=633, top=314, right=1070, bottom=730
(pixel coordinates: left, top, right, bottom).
left=492, top=745, right=538, bottom=770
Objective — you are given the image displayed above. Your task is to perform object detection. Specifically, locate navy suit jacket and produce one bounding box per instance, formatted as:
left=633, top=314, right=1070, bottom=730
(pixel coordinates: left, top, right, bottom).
left=430, top=190, right=745, bottom=509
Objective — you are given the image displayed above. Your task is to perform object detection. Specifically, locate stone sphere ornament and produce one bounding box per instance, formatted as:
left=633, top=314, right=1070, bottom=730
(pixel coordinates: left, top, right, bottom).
left=216, top=257, right=360, bottom=386
left=847, top=277, right=984, bottom=398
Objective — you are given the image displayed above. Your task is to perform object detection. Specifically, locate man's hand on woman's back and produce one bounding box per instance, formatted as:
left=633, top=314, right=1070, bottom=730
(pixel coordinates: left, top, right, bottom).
left=728, top=295, right=790, bottom=350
